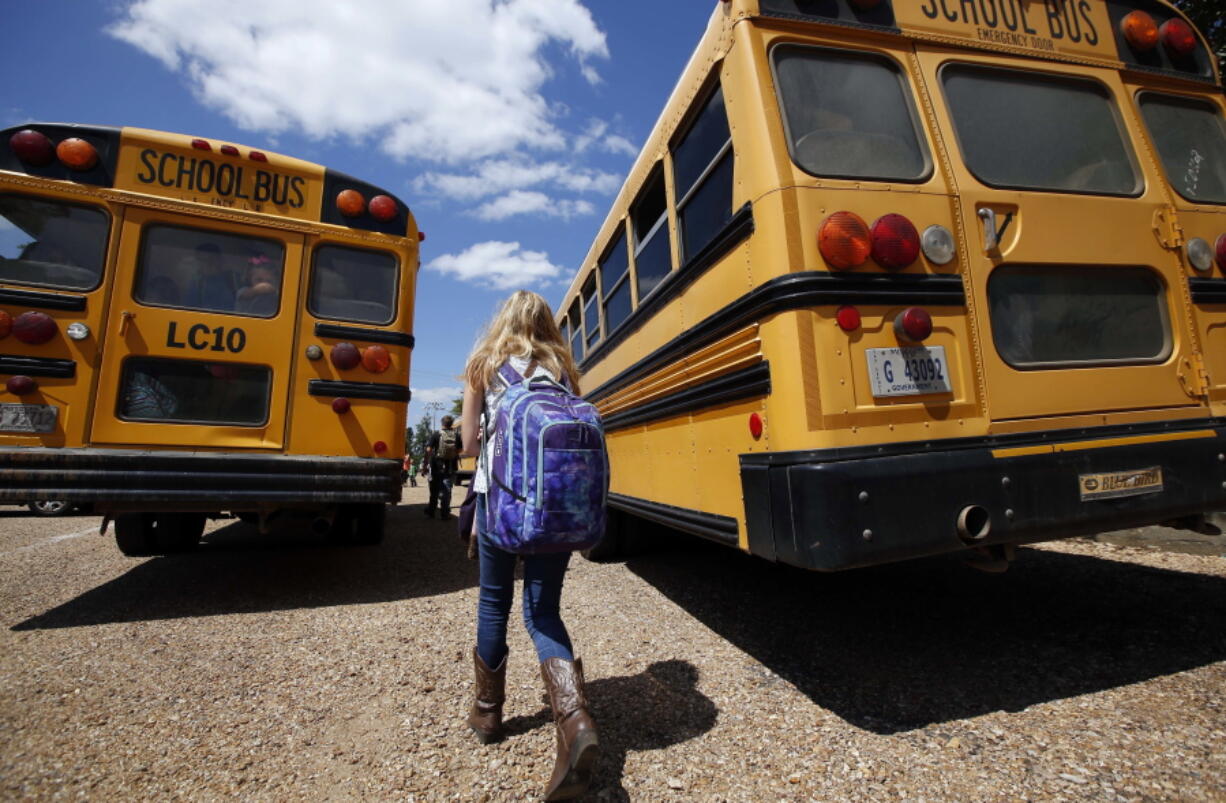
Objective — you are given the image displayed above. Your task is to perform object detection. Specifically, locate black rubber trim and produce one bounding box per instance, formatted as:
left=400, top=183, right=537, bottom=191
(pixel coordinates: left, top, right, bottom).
left=308, top=379, right=410, bottom=402
left=314, top=322, right=415, bottom=348
left=602, top=362, right=770, bottom=431
left=609, top=492, right=739, bottom=546
left=0, top=354, right=76, bottom=378
left=0, top=287, right=87, bottom=311
left=1189, top=278, right=1226, bottom=304
left=586, top=271, right=964, bottom=404
left=740, top=415, right=1226, bottom=466
left=580, top=203, right=754, bottom=372
left=0, top=448, right=402, bottom=505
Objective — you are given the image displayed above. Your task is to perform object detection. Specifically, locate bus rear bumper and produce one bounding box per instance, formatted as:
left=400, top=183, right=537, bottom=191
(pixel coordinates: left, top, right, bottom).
left=0, top=447, right=403, bottom=509
left=739, top=424, right=1226, bottom=571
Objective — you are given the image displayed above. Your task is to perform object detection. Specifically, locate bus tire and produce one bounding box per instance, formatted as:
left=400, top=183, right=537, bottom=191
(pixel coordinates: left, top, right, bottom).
left=350, top=503, right=386, bottom=546
left=154, top=513, right=206, bottom=553
left=114, top=514, right=157, bottom=557
left=582, top=507, right=626, bottom=562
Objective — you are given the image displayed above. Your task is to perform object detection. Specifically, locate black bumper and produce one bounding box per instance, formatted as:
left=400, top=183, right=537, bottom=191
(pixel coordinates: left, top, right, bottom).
left=740, top=421, right=1226, bottom=571
left=0, top=447, right=402, bottom=508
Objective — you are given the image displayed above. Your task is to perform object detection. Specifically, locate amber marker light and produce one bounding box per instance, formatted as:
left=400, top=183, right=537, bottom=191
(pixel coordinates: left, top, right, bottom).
left=819, top=211, right=871, bottom=270
left=1120, top=10, right=1159, bottom=51
left=10, top=130, right=55, bottom=166
left=336, top=189, right=366, bottom=218
left=56, top=138, right=98, bottom=171
left=0, top=310, right=11, bottom=339
left=369, top=195, right=397, bottom=222
left=361, top=345, right=391, bottom=373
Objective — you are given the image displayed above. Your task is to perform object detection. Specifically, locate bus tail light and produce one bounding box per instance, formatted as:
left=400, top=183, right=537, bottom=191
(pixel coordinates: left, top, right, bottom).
left=819, top=212, right=871, bottom=270
left=894, top=307, right=932, bottom=342
left=373, top=440, right=388, bottom=455
left=836, top=305, right=861, bottom=332
left=361, top=345, right=391, bottom=373
left=331, top=397, right=351, bottom=414
left=1160, top=18, right=1197, bottom=57
left=369, top=195, right=397, bottom=222
left=1187, top=238, right=1213, bottom=272
left=870, top=213, right=920, bottom=269
left=1215, top=234, right=1226, bottom=270
left=748, top=413, right=763, bottom=439
left=1120, top=10, right=1159, bottom=51
left=10, top=130, right=55, bottom=166
left=921, top=225, right=956, bottom=265
left=56, top=138, right=98, bottom=171
left=336, top=190, right=366, bottom=218
left=330, top=342, right=361, bottom=370
left=13, top=311, right=57, bottom=345
left=0, top=310, right=11, bottom=339
left=5, top=376, right=37, bottom=396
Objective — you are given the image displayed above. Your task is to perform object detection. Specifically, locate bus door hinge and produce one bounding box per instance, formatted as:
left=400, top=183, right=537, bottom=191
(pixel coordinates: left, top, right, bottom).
left=1178, top=353, right=1211, bottom=399
left=1152, top=205, right=1184, bottom=249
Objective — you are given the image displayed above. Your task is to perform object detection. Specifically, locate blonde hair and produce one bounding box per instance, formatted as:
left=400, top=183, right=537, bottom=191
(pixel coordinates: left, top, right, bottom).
left=465, top=290, right=581, bottom=392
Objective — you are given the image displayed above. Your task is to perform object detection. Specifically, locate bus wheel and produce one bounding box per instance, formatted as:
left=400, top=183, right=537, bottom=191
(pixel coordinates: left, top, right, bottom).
left=153, top=513, right=207, bottom=553
left=114, top=514, right=157, bottom=557
left=582, top=508, right=626, bottom=562
left=350, top=504, right=386, bottom=546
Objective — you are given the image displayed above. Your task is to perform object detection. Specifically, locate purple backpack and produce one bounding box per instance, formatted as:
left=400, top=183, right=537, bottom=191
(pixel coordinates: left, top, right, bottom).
left=482, top=362, right=608, bottom=554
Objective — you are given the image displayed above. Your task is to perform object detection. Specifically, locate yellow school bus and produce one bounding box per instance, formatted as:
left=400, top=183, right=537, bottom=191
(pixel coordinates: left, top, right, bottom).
left=0, top=123, right=419, bottom=554
left=561, top=0, right=1226, bottom=569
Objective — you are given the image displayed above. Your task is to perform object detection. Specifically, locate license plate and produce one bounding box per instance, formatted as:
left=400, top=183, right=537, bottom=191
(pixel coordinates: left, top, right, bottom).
left=866, top=346, right=953, bottom=397
left=0, top=403, right=59, bottom=433
left=1079, top=467, right=1163, bottom=501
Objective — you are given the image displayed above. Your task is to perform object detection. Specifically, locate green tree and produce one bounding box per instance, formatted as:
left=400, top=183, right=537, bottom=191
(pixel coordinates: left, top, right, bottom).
left=1172, top=0, right=1225, bottom=68
left=450, top=395, right=463, bottom=416
left=409, top=414, right=432, bottom=461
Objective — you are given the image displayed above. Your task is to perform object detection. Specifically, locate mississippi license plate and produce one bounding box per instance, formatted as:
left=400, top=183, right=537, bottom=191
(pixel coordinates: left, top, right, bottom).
left=866, top=346, right=953, bottom=398
left=0, top=403, right=59, bottom=433
left=1079, top=467, right=1163, bottom=501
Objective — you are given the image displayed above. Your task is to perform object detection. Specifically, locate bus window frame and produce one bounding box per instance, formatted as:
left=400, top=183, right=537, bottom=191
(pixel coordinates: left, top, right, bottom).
left=115, top=354, right=274, bottom=427
left=581, top=272, right=601, bottom=350
left=671, top=77, right=736, bottom=265
left=133, top=222, right=287, bottom=319
left=307, top=241, right=401, bottom=327
left=631, top=163, right=674, bottom=308
left=936, top=61, right=1145, bottom=199
left=1134, top=89, right=1226, bottom=207
left=768, top=42, right=934, bottom=185
left=0, top=193, right=111, bottom=293
left=566, top=298, right=583, bottom=362
left=598, top=223, right=633, bottom=339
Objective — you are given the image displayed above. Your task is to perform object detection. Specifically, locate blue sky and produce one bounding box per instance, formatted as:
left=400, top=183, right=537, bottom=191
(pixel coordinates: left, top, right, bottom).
left=1, top=0, right=718, bottom=431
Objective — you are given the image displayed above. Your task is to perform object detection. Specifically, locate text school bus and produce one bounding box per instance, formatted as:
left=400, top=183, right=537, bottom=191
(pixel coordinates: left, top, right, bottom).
left=0, top=124, right=419, bottom=555
left=561, top=0, right=1226, bottom=569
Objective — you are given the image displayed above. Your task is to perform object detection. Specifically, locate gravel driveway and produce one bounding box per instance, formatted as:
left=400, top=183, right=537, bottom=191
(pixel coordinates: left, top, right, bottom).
left=1, top=487, right=1223, bottom=800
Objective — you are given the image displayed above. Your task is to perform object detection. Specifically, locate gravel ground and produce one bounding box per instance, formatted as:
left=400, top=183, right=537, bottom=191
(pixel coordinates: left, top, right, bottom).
left=1, top=488, right=1224, bottom=801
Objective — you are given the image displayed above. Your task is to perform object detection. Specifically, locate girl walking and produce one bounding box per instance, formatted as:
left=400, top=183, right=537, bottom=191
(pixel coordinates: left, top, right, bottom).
left=459, top=290, right=599, bottom=801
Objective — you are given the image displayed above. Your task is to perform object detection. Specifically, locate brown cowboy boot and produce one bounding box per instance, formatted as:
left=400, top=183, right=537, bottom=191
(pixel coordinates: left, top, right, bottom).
left=540, top=657, right=599, bottom=801
left=467, top=648, right=506, bottom=744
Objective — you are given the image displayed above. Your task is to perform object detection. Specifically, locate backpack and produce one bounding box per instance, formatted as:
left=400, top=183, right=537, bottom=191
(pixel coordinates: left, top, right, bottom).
left=482, top=362, right=608, bottom=554
left=437, top=428, right=459, bottom=461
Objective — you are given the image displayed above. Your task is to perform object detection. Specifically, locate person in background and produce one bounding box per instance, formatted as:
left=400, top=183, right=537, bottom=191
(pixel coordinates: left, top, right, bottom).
left=422, top=415, right=459, bottom=519
left=183, top=242, right=236, bottom=311
left=459, top=290, right=598, bottom=801
left=403, top=451, right=418, bottom=488
left=235, top=254, right=279, bottom=315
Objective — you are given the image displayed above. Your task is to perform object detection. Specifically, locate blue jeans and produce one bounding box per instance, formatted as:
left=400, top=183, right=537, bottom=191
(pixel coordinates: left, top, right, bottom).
left=475, top=495, right=574, bottom=667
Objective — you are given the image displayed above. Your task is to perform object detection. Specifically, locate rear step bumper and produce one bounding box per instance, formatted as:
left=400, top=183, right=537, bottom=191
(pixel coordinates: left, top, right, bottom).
left=0, top=447, right=402, bottom=508
left=740, top=421, right=1226, bottom=571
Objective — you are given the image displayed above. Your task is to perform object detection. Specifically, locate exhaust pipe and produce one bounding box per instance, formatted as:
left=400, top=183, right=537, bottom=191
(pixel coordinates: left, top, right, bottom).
left=956, top=505, right=991, bottom=543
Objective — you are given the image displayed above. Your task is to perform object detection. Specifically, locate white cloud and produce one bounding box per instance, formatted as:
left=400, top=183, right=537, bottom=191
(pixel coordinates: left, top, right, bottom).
left=411, top=386, right=463, bottom=406
left=414, top=157, right=620, bottom=202
left=107, top=0, right=609, bottom=164
left=602, top=134, right=638, bottom=158
left=573, top=119, right=637, bottom=158
left=472, top=190, right=594, bottom=221
left=426, top=241, right=562, bottom=289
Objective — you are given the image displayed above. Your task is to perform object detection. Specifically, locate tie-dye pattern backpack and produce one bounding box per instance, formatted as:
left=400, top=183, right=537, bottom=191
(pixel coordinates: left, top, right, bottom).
left=482, top=362, right=608, bottom=554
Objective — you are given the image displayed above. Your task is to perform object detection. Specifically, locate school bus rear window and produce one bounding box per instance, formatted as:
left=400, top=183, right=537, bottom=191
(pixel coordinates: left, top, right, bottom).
left=309, top=245, right=398, bottom=325
left=119, top=357, right=271, bottom=426
left=0, top=194, right=108, bottom=291
left=135, top=225, right=285, bottom=317
left=1137, top=93, right=1226, bottom=205
left=941, top=65, right=1139, bottom=196
left=772, top=45, right=929, bottom=183
left=988, top=266, right=1169, bottom=368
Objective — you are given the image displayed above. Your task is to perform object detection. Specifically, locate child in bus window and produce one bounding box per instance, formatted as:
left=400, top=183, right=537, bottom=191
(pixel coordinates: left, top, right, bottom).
left=236, top=255, right=279, bottom=315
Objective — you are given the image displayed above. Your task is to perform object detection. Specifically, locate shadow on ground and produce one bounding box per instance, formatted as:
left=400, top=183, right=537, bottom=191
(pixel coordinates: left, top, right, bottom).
left=624, top=534, right=1226, bottom=735
left=12, top=502, right=474, bottom=630
left=503, top=659, right=718, bottom=801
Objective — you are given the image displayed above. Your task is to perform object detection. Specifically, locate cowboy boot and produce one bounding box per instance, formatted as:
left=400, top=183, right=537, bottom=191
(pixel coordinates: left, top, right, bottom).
left=467, top=647, right=506, bottom=744
left=540, top=657, right=599, bottom=801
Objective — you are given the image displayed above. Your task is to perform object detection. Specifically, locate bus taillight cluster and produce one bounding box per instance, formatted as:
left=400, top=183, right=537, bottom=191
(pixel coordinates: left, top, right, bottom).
left=329, top=341, right=392, bottom=374
left=10, top=130, right=98, bottom=171
left=1187, top=234, right=1226, bottom=273
left=819, top=211, right=954, bottom=271
left=336, top=189, right=398, bottom=223
left=1121, top=11, right=1196, bottom=58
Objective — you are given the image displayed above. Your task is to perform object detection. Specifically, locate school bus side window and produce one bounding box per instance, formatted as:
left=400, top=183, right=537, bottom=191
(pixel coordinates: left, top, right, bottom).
left=941, top=65, right=1139, bottom=196
left=1137, top=93, right=1226, bottom=205
left=581, top=274, right=600, bottom=349
left=567, top=299, right=583, bottom=363
left=672, top=83, right=734, bottom=264
left=135, top=225, right=285, bottom=317
left=0, top=195, right=108, bottom=291
left=309, top=245, right=398, bottom=325
left=600, top=229, right=632, bottom=335
left=632, top=167, right=672, bottom=300
left=772, top=45, right=929, bottom=182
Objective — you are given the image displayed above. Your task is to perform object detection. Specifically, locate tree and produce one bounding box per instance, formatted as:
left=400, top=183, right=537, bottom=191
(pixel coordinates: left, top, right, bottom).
left=408, top=414, right=432, bottom=459
left=450, top=395, right=463, bottom=416
left=1172, top=0, right=1225, bottom=68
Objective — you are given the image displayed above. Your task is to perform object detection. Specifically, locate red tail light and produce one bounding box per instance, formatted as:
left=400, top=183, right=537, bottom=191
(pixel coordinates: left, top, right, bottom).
left=871, top=214, right=920, bottom=270
left=55, top=138, right=98, bottom=171
left=819, top=212, right=871, bottom=270
left=1160, top=18, right=1197, bottom=57
left=13, top=311, right=57, bottom=345
left=336, top=190, right=366, bottom=218
left=330, top=342, right=361, bottom=370
left=361, top=345, right=391, bottom=373
left=836, top=305, right=861, bottom=332
left=10, top=130, right=55, bottom=166
left=748, top=413, right=763, bottom=439
left=0, top=310, right=11, bottom=339
left=373, top=440, right=388, bottom=455
left=894, top=307, right=932, bottom=342
left=1216, top=234, right=1226, bottom=270
left=331, top=397, right=351, bottom=414
left=369, top=195, right=397, bottom=222
left=5, top=376, right=37, bottom=396
left=1120, top=10, right=1159, bottom=51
